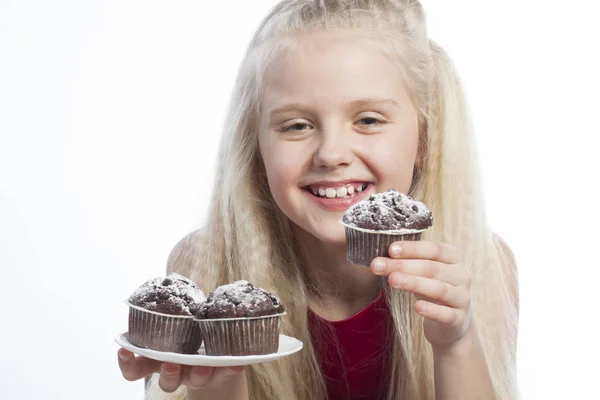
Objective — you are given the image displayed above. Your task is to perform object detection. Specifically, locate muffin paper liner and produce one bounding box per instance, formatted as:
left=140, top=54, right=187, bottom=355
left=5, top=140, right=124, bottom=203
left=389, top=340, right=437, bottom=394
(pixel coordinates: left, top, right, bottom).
left=195, top=313, right=285, bottom=356
left=127, top=302, right=202, bottom=354
left=343, top=225, right=424, bottom=267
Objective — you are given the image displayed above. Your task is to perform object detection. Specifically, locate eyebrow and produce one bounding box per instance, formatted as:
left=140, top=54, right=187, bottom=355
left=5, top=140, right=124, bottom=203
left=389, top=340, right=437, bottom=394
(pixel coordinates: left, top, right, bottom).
left=267, top=98, right=401, bottom=117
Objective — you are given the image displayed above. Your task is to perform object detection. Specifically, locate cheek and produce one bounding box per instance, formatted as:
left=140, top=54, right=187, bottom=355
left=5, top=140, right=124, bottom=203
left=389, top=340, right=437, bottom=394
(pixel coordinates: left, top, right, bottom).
left=364, top=129, right=419, bottom=185
left=261, top=152, right=305, bottom=223
left=264, top=158, right=286, bottom=198
left=259, top=140, right=305, bottom=197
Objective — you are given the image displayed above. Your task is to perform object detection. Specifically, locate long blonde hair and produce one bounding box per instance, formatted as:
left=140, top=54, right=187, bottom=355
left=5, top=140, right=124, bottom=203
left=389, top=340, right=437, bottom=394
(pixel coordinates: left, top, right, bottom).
left=147, top=1, right=519, bottom=399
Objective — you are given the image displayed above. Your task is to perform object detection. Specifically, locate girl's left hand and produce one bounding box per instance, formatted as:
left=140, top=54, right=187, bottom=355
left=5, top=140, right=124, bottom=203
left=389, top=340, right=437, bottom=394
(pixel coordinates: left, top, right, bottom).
left=370, top=241, right=472, bottom=348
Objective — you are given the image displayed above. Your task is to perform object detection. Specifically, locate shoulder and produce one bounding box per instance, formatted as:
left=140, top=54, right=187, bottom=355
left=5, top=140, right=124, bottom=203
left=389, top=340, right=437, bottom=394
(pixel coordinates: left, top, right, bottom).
left=492, top=233, right=519, bottom=314
left=493, top=234, right=517, bottom=268
left=166, top=229, right=205, bottom=274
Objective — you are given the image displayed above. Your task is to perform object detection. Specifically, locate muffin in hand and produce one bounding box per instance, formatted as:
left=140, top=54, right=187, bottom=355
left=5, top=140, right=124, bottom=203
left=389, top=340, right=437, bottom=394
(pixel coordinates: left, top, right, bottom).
left=341, top=189, right=433, bottom=266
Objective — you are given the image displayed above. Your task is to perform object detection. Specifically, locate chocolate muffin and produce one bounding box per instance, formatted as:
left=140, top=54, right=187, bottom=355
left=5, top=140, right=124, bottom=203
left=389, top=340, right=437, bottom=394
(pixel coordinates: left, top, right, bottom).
left=195, top=281, right=286, bottom=356
left=342, top=189, right=432, bottom=231
left=341, top=189, right=433, bottom=266
left=127, top=273, right=206, bottom=354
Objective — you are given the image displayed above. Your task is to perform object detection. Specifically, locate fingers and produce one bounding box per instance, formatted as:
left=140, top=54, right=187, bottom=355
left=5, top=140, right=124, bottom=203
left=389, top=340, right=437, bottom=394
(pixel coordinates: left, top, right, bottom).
left=386, top=241, right=462, bottom=264
left=160, top=364, right=243, bottom=392
left=388, top=272, right=470, bottom=309
left=371, top=257, right=470, bottom=286
left=183, top=366, right=245, bottom=389
left=118, top=348, right=245, bottom=393
left=185, top=366, right=213, bottom=389
left=206, top=366, right=246, bottom=386
left=118, top=349, right=162, bottom=382
left=415, top=300, right=466, bottom=327
left=159, top=363, right=182, bottom=393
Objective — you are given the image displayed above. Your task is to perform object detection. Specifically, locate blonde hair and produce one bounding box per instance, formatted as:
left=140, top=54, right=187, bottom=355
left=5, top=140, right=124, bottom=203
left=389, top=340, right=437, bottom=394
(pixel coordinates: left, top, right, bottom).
left=147, top=0, right=519, bottom=399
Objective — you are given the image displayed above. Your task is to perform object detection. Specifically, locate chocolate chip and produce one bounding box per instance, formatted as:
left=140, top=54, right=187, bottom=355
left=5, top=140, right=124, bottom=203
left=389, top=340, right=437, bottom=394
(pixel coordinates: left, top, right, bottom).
left=162, top=277, right=173, bottom=286
left=393, top=213, right=406, bottom=222
left=412, top=205, right=418, bottom=212
left=158, top=291, right=170, bottom=300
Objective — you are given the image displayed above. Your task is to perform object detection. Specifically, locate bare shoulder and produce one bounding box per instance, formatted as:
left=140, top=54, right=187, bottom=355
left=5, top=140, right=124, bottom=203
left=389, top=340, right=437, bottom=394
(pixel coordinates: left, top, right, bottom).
left=166, top=229, right=205, bottom=274
left=492, top=233, right=519, bottom=313
left=493, top=234, right=516, bottom=264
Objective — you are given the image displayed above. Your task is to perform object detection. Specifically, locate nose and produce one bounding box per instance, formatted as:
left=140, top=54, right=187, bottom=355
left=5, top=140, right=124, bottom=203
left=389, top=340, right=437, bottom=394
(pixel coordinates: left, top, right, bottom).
left=313, top=127, right=354, bottom=169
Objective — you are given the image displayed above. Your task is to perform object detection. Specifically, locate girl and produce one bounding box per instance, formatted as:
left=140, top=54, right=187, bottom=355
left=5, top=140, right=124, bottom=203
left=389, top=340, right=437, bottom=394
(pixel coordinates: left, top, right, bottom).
left=118, top=0, right=519, bottom=399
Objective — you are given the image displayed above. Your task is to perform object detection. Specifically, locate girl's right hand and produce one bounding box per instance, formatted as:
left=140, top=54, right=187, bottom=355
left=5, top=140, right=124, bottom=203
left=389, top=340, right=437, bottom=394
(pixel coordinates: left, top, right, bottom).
left=117, top=348, right=247, bottom=397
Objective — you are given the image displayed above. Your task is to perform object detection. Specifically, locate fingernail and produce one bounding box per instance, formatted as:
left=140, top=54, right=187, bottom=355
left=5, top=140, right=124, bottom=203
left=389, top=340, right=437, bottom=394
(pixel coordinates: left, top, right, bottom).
left=229, top=366, right=245, bottom=373
left=392, top=273, right=406, bottom=287
left=192, top=366, right=211, bottom=377
left=118, top=350, right=131, bottom=362
left=163, top=363, right=180, bottom=375
left=390, top=244, right=402, bottom=257
left=372, top=259, right=385, bottom=273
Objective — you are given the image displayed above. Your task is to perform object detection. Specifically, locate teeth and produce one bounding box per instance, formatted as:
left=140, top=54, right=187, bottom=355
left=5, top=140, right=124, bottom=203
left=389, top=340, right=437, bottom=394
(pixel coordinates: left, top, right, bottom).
left=310, top=183, right=368, bottom=198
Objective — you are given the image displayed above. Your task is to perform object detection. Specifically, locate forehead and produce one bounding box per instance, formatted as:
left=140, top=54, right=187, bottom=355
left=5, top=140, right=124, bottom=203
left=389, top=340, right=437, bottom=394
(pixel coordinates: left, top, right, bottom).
left=262, top=32, right=411, bottom=110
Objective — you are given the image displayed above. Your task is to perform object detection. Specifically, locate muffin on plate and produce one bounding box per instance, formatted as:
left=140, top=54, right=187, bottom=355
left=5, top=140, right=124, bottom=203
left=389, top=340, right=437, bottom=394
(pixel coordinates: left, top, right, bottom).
left=127, top=273, right=205, bottom=354
left=341, top=189, right=433, bottom=266
left=195, top=280, right=285, bottom=356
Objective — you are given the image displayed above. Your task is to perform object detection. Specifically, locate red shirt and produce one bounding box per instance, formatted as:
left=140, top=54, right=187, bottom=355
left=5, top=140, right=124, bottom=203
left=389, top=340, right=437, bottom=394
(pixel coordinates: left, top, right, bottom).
left=308, top=291, right=393, bottom=400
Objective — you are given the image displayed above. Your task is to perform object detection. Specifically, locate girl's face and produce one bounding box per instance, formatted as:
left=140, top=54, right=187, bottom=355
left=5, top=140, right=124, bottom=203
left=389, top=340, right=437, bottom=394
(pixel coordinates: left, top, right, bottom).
left=258, top=33, right=420, bottom=245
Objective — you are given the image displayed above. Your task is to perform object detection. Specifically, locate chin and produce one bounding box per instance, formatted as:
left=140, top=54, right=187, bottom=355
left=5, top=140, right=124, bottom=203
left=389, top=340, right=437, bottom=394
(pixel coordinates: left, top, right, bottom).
left=306, top=222, right=347, bottom=246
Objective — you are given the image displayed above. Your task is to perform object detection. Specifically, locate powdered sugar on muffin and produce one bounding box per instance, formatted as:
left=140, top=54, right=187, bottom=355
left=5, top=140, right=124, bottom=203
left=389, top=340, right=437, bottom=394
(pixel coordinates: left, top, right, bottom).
left=197, top=280, right=285, bottom=319
left=128, top=273, right=206, bottom=316
left=342, top=189, right=432, bottom=231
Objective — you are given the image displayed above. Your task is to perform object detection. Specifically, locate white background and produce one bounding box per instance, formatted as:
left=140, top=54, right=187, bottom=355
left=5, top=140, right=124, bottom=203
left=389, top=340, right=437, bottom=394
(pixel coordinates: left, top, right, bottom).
left=1, top=1, right=599, bottom=399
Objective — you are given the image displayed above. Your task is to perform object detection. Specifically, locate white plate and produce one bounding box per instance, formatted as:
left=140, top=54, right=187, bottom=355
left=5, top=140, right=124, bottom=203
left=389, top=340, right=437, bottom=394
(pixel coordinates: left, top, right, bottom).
left=115, top=333, right=303, bottom=367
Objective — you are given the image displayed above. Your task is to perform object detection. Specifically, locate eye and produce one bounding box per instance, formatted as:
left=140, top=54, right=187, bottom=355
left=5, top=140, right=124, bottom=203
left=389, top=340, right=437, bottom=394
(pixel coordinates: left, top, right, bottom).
left=278, top=121, right=313, bottom=132
left=357, top=116, right=387, bottom=126
left=287, top=122, right=311, bottom=131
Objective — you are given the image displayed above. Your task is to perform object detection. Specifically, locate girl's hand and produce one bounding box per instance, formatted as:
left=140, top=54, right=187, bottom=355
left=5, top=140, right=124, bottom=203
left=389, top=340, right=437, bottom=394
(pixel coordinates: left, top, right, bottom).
left=117, top=348, right=247, bottom=395
left=370, top=241, right=472, bottom=348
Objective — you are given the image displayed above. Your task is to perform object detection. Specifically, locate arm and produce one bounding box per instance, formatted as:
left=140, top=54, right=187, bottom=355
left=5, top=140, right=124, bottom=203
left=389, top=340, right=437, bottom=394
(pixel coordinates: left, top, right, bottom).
left=432, top=323, right=495, bottom=399
left=371, top=237, right=519, bottom=400
left=433, top=235, right=519, bottom=400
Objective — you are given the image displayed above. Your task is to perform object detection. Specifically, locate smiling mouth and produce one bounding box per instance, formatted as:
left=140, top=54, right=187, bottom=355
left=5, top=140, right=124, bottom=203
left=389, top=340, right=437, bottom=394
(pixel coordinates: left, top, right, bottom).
left=302, top=182, right=372, bottom=199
